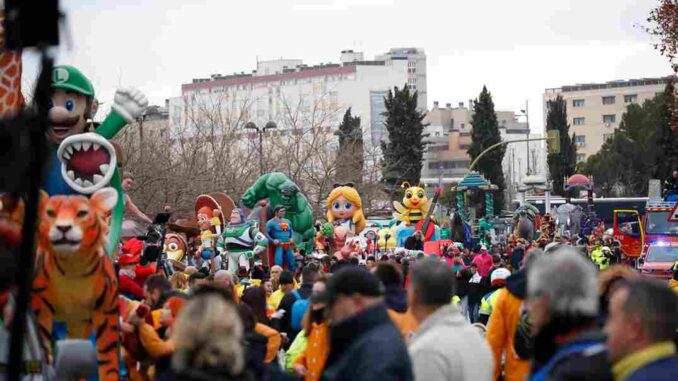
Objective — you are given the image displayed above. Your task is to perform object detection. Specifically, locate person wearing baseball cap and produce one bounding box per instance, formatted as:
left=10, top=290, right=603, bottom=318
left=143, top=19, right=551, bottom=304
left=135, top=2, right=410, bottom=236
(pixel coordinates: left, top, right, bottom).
left=118, top=254, right=143, bottom=300
left=319, top=267, right=413, bottom=381
left=479, top=267, right=511, bottom=325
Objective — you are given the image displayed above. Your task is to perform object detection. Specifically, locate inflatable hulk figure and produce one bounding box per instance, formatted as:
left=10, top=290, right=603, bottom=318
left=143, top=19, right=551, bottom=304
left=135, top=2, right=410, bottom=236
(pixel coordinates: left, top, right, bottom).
left=241, top=172, right=315, bottom=254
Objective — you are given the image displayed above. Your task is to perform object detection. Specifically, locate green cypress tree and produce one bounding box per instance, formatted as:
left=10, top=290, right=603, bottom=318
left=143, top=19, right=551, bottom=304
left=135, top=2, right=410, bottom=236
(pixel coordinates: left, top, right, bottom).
left=546, top=95, right=576, bottom=196
left=335, top=107, right=364, bottom=185
left=468, top=86, right=506, bottom=214
left=380, top=85, right=427, bottom=196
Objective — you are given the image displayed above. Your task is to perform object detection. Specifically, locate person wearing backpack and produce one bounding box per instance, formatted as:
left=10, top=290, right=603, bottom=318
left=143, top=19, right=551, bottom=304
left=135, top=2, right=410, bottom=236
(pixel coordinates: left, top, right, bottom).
left=278, top=263, right=321, bottom=347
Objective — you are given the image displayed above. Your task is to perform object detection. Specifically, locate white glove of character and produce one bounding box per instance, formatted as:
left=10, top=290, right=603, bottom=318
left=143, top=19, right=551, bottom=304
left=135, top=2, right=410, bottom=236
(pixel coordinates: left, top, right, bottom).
left=112, top=87, right=149, bottom=123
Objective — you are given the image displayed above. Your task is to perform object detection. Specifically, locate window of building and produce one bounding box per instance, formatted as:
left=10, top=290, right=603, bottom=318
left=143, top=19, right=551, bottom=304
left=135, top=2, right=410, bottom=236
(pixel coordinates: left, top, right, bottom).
left=573, top=99, right=585, bottom=107
left=624, top=94, right=638, bottom=103
left=603, top=133, right=614, bottom=141
left=576, top=153, right=586, bottom=162
left=435, top=132, right=440, bottom=137
left=575, top=135, right=586, bottom=146
left=603, top=114, right=616, bottom=124
left=602, top=96, right=616, bottom=105
left=573, top=117, right=585, bottom=125
left=460, top=123, right=465, bottom=129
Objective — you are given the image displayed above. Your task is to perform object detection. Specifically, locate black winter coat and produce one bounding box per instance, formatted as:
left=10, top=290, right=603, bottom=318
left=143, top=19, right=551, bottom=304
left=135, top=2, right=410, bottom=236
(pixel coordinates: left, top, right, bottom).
left=531, top=329, right=613, bottom=381
left=322, top=304, right=413, bottom=381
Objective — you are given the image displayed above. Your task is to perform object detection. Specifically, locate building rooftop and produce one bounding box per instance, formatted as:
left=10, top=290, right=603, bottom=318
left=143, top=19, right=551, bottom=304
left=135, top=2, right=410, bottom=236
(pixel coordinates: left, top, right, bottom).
left=182, top=64, right=357, bottom=93
left=182, top=49, right=409, bottom=93
left=545, top=76, right=673, bottom=93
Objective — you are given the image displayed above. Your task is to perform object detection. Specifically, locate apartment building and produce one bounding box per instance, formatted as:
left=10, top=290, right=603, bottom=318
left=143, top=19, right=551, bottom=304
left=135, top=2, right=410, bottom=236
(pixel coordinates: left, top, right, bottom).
left=544, top=77, right=671, bottom=162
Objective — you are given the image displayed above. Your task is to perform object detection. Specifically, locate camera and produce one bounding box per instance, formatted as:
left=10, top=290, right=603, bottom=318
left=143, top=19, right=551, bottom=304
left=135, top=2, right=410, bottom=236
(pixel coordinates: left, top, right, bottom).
left=137, top=212, right=171, bottom=268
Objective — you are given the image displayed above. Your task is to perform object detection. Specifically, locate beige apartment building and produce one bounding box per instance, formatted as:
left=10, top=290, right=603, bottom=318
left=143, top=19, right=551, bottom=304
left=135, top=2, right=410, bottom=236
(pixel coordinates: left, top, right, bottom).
left=544, top=77, right=671, bottom=162
left=422, top=101, right=545, bottom=192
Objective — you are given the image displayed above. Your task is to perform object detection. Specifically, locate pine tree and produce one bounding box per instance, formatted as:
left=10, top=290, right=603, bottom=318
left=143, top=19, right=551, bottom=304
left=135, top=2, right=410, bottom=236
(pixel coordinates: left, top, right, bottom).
left=546, top=95, right=576, bottom=196
left=468, top=86, right=506, bottom=214
left=334, top=108, right=364, bottom=185
left=380, top=85, right=427, bottom=195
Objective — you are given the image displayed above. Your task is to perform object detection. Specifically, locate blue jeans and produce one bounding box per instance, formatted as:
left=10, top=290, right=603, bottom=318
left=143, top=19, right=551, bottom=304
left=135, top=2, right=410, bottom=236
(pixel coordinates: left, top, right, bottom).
left=460, top=295, right=469, bottom=322
left=274, top=245, right=296, bottom=273
left=468, top=302, right=480, bottom=323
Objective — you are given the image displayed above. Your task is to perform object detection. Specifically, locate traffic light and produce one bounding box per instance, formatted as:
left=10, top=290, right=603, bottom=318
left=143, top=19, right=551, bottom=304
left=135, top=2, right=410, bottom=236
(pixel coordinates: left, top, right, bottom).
left=547, top=129, right=560, bottom=154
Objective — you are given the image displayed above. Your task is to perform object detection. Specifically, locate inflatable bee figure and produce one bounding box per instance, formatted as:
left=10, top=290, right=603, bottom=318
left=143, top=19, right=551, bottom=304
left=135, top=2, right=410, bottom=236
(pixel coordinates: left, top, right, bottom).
left=392, top=182, right=431, bottom=226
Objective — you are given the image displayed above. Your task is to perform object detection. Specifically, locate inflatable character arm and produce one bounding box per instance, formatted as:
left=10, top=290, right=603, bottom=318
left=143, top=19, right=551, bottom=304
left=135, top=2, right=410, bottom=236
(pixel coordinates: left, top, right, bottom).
left=393, top=201, right=408, bottom=215
left=96, top=88, right=149, bottom=139
left=252, top=228, right=269, bottom=254
left=392, top=201, right=410, bottom=223
left=241, top=173, right=274, bottom=209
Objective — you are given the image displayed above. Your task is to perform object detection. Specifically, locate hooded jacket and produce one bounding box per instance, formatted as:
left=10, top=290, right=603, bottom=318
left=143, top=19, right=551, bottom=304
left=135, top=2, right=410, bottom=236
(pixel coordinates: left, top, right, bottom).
left=384, top=284, right=408, bottom=313
left=409, top=304, right=493, bottom=381
left=486, top=270, right=530, bottom=381
left=322, top=304, right=412, bottom=381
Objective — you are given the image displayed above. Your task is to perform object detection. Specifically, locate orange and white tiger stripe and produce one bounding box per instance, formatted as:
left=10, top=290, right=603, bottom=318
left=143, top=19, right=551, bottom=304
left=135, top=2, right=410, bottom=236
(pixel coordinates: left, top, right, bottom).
left=32, top=188, right=120, bottom=381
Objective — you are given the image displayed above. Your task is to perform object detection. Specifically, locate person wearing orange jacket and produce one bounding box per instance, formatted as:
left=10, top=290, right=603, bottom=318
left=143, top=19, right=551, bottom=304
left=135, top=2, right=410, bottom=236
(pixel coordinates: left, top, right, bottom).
left=486, top=249, right=542, bottom=381
left=255, top=322, right=282, bottom=364
left=374, top=262, right=420, bottom=341
left=292, top=280, right=330, bottom=381
left=241, top=286, right=282, bottom=364
left=126, top=294, right=186, bottom=380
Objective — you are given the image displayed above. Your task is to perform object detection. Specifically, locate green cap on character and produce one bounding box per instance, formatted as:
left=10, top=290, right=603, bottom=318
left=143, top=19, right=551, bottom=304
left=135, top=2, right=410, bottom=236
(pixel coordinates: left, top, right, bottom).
left=52, top=65, right=95, bottom=97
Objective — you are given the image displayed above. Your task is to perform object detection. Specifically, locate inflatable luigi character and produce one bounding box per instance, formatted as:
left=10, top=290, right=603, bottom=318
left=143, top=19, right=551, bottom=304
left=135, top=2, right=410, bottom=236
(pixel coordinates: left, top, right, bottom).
left=45, top=65, right=148, bottom=255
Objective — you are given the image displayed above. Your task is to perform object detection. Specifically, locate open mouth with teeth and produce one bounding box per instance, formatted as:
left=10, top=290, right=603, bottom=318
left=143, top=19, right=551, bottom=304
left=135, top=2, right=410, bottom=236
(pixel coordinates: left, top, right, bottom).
left=57, top=133, right=117, bottom=195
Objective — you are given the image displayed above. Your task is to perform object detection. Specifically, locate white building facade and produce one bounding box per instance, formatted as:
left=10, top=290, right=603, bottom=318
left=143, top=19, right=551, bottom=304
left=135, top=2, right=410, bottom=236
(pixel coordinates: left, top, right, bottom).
left=169, top=48, right=427, bottom=149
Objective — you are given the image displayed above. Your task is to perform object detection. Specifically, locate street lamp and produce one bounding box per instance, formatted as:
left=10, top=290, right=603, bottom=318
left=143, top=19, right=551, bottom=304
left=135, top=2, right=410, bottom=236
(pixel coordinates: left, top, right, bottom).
left=519, top=99, right=531, bottom=175
left=246, top=121, right=277, bottom=176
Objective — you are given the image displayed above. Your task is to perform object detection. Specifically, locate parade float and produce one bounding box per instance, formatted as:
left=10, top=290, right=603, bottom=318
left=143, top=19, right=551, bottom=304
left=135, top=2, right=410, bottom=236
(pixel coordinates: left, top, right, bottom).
left=218, top=208, right=268, bottom=274
left=317, top=184, right=367, bottom=256
left=165, top=213, right=201, bottom=270
left=47, top=65, right=148, bottom=255
left=449, top=172, right=497, bottom=247
left=241, top=172, right=315, bottom=256
left=390, top=182, right=445, bottom=254
left=26, top=64, right=150, bottom=380
left=32, top=188, right=122, bottom=381
left=562, top=174, right=599, bottom=238
left=194, top=192, right=235, bottom=271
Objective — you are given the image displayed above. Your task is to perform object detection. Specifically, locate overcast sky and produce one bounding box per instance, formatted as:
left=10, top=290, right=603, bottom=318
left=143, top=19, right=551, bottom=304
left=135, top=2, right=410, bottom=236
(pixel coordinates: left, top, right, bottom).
left=22, top=0, right=671, bottom=131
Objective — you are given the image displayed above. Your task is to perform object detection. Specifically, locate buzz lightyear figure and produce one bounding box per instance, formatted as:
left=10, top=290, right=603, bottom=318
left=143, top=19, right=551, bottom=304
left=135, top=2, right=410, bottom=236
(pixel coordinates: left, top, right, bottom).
left=217, top=208, right=268, bottom=274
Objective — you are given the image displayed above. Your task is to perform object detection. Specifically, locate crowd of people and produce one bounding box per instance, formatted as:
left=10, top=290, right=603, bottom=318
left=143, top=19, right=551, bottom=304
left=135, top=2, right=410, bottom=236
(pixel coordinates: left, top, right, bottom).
left=115, top=229, right=678, bottom=381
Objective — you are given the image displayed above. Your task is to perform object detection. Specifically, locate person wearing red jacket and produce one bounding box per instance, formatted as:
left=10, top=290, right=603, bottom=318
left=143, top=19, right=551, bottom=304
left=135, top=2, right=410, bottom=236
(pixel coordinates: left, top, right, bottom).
left=122, top=237, right=156, bottom=286
left=119, top=254, right=145, bottom=300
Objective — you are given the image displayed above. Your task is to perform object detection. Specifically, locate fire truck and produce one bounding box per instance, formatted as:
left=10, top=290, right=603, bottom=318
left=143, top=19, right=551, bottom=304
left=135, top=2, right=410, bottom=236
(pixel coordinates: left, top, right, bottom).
left=613, top=200, right=678, bottom=264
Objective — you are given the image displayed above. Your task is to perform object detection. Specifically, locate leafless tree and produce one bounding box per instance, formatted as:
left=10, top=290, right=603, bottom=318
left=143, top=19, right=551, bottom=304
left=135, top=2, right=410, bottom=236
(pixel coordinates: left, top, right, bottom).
left=117, top=87, right=389, bottom=219
left=115, top=89, right=259, bottom=215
